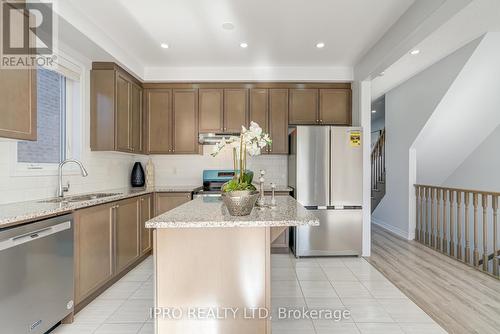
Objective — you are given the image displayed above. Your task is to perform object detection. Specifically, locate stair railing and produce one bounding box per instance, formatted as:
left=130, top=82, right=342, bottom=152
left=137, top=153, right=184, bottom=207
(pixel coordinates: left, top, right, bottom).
left=371, top=129, right=385, bottom=191
left=414, top=184, right=499, bottom=278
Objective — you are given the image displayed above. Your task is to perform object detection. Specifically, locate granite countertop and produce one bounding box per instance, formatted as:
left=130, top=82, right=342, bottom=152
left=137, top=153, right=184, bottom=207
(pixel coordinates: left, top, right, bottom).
left=145, top=195, right=319, bottom=228
left=0, top=185, right=201, bottom=229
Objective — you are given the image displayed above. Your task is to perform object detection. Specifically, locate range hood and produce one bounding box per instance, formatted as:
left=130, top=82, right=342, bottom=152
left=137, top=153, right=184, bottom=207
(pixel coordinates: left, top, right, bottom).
left=198, top=133, right=240, bottom=145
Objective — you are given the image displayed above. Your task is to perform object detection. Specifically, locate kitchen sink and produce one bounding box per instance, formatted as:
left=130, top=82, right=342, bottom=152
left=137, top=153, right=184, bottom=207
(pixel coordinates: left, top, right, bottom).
left=39, top=192, right=122, bottom=203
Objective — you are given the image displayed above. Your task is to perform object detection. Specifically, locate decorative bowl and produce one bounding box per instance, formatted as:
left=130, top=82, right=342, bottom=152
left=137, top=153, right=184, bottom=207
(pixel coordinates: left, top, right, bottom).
left=221, top=190, right=259, bottom=216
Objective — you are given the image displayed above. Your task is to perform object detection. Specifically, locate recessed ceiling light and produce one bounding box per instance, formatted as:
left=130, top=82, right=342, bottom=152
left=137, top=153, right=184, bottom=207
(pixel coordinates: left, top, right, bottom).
left=160, top=43, right=169, bottom=49
left=372, top=110, right=377, bottom=114
left=316, top=42, right=325, bottom=49
left=222, top=22, right=235, bottom=30
left=410, top=49, right=420, bottom=55
left=240, top=42, right=248, bottom=48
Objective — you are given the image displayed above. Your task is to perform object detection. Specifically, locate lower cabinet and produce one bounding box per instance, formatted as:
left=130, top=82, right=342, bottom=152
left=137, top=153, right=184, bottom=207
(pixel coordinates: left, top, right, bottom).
left=140, top=195, right=153, bottom=254
left=74, top=203, right=114, bottom=304
left=114, top=197, right=140, bottom=274
left=155, top=192, right=192, bottom=216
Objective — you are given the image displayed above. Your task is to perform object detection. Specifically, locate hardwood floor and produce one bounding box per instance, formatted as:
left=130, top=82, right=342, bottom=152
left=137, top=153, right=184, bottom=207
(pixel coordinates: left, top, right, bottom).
left=367, top=225, right=500, bottom=334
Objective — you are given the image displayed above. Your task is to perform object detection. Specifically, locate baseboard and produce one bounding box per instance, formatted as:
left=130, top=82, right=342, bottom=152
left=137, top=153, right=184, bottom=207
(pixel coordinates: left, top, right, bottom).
left=371, top=217, right=411, bottom=240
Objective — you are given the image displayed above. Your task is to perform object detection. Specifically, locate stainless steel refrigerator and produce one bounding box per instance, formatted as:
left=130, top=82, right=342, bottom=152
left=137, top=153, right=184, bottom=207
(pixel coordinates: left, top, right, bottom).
left=289, top=126, right=363, bottom=257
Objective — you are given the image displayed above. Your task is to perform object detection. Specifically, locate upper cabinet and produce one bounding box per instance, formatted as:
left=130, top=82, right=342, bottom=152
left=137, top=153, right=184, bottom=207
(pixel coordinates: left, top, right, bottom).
left=289, top=89, right=318, bottom=124
left=199, top=89, right=223, bottom=133
left=199, top=88, right=249, bottom=133
left=145, top=89, right=172, bottom=154
left=289, top=88, right=351, bottom=126
left=249, top=89, right=288, bottom=154
left=224, top=89, right=248, bottom=132
left=172, top=89, right=199, bottom=154
left=144, top=88, right=199, bottom=154
left=319, top=89, right=352, bottom=125
left=91, top=63, right=144, bottom=153
left=0, top=68, right=37, bottom=140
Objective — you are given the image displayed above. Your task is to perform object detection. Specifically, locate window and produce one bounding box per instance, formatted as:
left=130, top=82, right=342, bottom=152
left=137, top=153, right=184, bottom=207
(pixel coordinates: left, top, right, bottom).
left=17, top=68, right=66, bottom=164
left=15, top=64, right=81, bottom=173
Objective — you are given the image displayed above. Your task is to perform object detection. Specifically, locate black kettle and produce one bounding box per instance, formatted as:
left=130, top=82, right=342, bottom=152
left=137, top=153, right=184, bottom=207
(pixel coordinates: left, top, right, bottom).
left=131, top=162, right=145, bottom=187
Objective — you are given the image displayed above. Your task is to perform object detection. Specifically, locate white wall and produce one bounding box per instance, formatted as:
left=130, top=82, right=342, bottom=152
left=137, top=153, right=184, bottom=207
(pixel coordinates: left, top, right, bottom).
left=372, top=38, right=479, bottom=238
left=415, top=33, right=500, bottom=185
left=443, top=124, right=500, bottom=191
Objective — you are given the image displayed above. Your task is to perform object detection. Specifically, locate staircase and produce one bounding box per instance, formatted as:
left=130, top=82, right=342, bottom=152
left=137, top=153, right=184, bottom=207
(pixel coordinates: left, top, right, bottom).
left=371, top=129, right=386, bottom=212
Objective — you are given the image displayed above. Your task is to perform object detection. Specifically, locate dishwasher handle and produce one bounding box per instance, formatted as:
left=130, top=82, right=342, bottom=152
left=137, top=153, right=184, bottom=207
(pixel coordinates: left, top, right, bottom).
left=0, top=221, right=71, bottom=251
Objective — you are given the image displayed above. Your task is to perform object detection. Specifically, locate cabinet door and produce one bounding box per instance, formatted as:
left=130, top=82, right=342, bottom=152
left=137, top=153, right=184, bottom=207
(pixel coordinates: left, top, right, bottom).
left=269, top=89, right=289, bottom=154
left=173, top=89, right=199, bottom=154
left=130, top=83, right=143, bottom=153
left=140, top=195, right=153, bottom=254
left=115, top=197, right=140, bottom=274
left=75, top=203, right=113, bottom=303
left=249, top=89, right=268, bottom=132
left=289, top=89, right=318, bottom=125
left=0, top=68, right=37, bottom=140
left=145, top=89, right=172, bottom=153
left=116, top=73, right=131, bottom=151
left=155, top=192, right=192, bottom=216
left=224, top=89, right=248, bottom=132
left=319, top=89, right=351, bottom=125
left=199, top=89, right=223, bottom=133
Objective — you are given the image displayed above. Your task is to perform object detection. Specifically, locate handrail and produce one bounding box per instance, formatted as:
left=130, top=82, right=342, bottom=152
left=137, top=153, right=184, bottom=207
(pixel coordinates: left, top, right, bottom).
left=371, top=129, right=385, bottom=192
left=414, top=184, right=499, bottom=278
left=414, top=184, right=500, bottom=197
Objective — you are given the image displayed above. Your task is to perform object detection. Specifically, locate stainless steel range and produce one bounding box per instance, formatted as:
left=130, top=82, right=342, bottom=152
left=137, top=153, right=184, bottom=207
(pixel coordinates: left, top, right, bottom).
left=193, top=170, right=236, bottom=198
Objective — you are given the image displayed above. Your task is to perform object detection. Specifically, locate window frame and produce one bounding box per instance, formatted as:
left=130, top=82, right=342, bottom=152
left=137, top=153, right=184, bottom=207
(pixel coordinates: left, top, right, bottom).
left=11, top=53, right=84, bottom=177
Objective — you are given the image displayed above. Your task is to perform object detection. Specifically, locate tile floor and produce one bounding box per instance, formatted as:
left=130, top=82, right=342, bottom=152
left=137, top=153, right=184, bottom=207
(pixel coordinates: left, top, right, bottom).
left=52, top=254, right=447, bottom=334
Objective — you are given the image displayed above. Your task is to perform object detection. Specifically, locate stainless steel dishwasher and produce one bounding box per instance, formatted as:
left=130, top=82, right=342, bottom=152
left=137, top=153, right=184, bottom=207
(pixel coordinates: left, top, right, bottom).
left=0, top=214, right=74, bottom=334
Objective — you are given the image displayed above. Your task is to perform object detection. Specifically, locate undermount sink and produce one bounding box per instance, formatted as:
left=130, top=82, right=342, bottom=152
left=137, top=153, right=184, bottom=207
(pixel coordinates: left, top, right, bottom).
left=39, top=192, right=122, bottom=203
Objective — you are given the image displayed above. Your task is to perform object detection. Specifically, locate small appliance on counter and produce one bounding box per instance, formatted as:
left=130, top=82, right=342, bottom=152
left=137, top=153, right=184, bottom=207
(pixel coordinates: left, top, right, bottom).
left=289, top=126, right=363, bottom=257
left=131, top=162, right=145, bottom=187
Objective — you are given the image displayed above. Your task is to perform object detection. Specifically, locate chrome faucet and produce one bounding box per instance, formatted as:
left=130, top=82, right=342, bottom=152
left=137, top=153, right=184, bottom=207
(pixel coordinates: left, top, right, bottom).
left=57, top=159, right=89, bottom=197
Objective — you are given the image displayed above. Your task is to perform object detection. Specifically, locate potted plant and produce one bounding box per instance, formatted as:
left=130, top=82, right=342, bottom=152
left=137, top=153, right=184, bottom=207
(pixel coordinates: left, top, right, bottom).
left=211, top=121, right=272, bottom=215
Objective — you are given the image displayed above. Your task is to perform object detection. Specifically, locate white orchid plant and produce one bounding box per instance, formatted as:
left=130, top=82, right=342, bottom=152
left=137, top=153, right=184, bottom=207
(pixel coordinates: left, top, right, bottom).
left=211, top=121, right=272, bottom=192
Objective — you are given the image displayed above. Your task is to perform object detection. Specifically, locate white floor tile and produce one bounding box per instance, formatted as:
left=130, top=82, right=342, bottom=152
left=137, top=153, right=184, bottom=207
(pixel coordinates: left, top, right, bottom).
left=94, top=323, right=144, bottom=334
left=272, top=280, right=303, bottom=298
left=323, top=267, right=359, bottom=282
left=356, top=323, right=404, bottom=334
left=295, top=267, right=328, bottom=281
left=272, top=319, right=316, bottom=334
left=360, top=280, right=408, bottom=299
left=72, top=299, right=125, bottom=324
left=399, top=323, right=447, bottom=334
left=377, top=299, right=435, bottom=323
left=99, top=281, right=143, bottom=300
left=331, top=281, right=373, bottom=298
left=138, top=322, right=154, bottom=334
left=272, top=267, right=298, bottom=281
left=51, top=323, right=100, bottom=334
left=300, top=280, right=338, bottom=298
left=130, top=280, right=154, bottom=300
left=316, top=257, right=348, bottom=268
left=106, top=299, right=153, bottom=323
left=314, top=321, right=360, bottom=334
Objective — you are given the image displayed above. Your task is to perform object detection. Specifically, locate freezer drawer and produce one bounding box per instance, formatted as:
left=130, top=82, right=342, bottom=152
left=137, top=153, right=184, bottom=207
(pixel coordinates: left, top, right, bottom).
left=293, top=209, right=362, bottom=257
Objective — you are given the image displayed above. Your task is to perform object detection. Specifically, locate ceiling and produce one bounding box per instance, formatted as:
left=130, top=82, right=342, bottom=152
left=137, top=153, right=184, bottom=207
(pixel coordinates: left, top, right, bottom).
left=371, top=0, right=500, bottom=100
left=65, top=0, right=414, bottom=69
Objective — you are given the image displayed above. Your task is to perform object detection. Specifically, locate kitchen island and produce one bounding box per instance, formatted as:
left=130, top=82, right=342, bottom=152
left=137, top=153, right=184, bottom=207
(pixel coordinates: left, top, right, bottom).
left=145, top=196, right=319, bottom=334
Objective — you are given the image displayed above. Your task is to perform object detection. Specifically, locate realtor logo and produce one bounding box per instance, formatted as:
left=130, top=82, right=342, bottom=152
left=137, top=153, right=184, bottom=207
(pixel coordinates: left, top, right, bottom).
left=1, top=0, right=57, bottom=68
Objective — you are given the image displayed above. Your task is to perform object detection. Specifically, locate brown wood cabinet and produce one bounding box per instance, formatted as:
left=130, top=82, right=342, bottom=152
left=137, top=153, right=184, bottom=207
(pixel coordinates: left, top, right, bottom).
left=224, top=89, right=248, bottom=132
left=155, top=192, right=192, bottom=216
left=289, top=88, right=352, bottom=125
left=172, top=89, right=199, bottom=154
left=139, top=195, right=153, bottom=254
left=319, top=89, right=352, bottom=125
left=74, top=203, right=114, bottom=303
left=289, top=89, right=318, bottom=125
left=145, top=89, right=172, bottom=153
left=249, top=89, right=288, bottom=154
left=199, top=89, right=223, bottom=132
left=91, top=63, right=143, bottom=153
left=114, top=197, right=140, bottom=274
left=145, top=89, right=199, bottom=154
left=0, top=68, right=37, bottom=140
